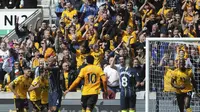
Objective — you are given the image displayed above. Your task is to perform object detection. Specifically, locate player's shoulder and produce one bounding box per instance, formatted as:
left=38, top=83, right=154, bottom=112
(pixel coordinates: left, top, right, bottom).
left=85, top=64, right=101, bottom=69
left=16, top=75, right=24, bottom=80
left=173, top=68, right=179, bottom=72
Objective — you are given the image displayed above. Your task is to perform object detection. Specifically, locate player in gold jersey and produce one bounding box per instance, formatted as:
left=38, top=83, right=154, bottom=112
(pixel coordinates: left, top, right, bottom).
left=64, top=55, right=108, bottom=112
left=9, top=68, right=33, bottom=112
left=40, top=70, right=49, bottom=112
left=28, top=68, right=48, bottom=112
left=171, top=59, right=199, bottom=112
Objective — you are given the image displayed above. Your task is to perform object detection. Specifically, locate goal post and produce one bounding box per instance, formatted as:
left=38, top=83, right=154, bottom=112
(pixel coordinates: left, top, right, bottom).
left=145, top=38, right=200, bottom=112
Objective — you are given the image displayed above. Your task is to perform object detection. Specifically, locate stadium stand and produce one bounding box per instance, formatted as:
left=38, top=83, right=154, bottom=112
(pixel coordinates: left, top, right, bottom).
left=0, top=0, right=200, bottom=111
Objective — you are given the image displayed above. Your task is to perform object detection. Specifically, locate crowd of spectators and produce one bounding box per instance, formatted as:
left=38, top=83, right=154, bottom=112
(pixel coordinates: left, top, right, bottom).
left=0, top=0, right=200, bottom=99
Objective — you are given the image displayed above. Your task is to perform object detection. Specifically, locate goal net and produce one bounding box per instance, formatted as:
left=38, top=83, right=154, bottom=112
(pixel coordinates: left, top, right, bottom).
left=145, top=38, right=200, bottom=112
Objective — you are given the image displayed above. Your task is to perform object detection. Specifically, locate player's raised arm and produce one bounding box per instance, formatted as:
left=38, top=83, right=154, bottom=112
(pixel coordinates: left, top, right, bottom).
left=64, top=77, right=82, bottom=95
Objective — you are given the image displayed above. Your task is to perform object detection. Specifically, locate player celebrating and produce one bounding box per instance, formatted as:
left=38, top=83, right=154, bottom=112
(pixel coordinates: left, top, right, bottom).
left=64, top=55, right=108, bottom=112
left=9, top=68, right=33, bottom=112
left=119, top=57, right=140, bottom=112
left=171, top=59, right=199, bottom=112
left=40, top=69, right=49, bottom=112
left=28, top=68, right=48, bottom=112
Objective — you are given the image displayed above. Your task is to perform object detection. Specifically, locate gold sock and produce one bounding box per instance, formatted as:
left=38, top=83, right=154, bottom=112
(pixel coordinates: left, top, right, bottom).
left=122, top=110, right=128, bottom=112
left=186, top=108, right=192, bottom=112
left=129, top=110, right=135, bottom=112
left=82, top=109, right=86, bottom=112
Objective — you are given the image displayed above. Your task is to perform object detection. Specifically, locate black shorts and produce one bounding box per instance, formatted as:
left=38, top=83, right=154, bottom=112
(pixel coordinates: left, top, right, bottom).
left=14, top=99, right=29, bottom=111
left=120, top=92, right=136, bottom=110
left=41, top=103, right=48, bottom=111
left=176, top=91, right=192, bottom=100
left=81, top=94, right=98, bottom=110
left=48, top=91, right=62, bottom=108
left=31, top=100, right=41, bottom=111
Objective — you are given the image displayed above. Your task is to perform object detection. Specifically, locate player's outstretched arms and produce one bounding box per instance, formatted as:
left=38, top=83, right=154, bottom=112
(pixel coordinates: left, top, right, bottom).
left=63, top=77, right=82, bottom=96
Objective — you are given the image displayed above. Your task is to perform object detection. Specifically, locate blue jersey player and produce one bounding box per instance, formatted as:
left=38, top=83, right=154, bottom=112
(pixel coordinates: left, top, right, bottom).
left=120, top=58, right=140, bottom=112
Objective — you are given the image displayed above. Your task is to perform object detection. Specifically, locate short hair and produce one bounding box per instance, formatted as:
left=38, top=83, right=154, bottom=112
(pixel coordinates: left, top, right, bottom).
left=23, top=67, right=31, bottom=71
left=86, top=55, right=94, bottom=64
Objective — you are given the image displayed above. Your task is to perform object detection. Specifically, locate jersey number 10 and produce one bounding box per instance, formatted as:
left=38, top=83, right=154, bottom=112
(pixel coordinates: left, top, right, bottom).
left=87, top=73, right=97, bottom=84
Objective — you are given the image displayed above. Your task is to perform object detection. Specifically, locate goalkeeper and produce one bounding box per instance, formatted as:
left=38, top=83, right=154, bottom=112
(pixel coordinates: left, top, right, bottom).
left=171, top=59, right=199, bottom=112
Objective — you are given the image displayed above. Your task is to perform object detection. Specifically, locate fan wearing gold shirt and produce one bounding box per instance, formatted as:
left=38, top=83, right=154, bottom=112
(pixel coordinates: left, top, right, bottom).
left=9, top=68, right=33, bottom=112
left=171, top=59, right=199, bottom=112
left=90, top=44, right=104, bottom=66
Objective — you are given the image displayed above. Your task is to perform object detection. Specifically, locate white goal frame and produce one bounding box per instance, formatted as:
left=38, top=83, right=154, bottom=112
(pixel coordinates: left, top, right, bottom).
left=145, top=38, right=200, bottom=112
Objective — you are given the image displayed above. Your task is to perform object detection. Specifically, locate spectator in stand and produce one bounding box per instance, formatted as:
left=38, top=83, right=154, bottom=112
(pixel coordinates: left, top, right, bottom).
left=132, top=58, right=145, bottom=91
left=15, top=17, right=30, bottom=39
left=61, top=2, right=78, bottom=26
left=34, top=58, right=45, bottom=78
left=61, top=62, right=77, bottom=92
left=103, top=55, right=120, bottom=99
left=9, top=61, right=24, bottom=82
left=135, top=45, right=145, bottom=66
left=80, top=0, right=98, bottom=23
left=17, top=49, right=29, bottom=69
left=0, top=41, right=9, bottom=90
left=38, top=39, right=56, bottom=61
left=67, top=0, right=83, bottom=10
left=90, top=44, right=104, bottom=66
left=55, top=0, right=65, bottom=27
left=2, top=48, right=18, bottom=74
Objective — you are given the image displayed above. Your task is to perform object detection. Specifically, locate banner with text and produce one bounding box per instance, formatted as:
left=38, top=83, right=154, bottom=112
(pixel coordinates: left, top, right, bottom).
left=0, top=9, right=36, bottom=30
